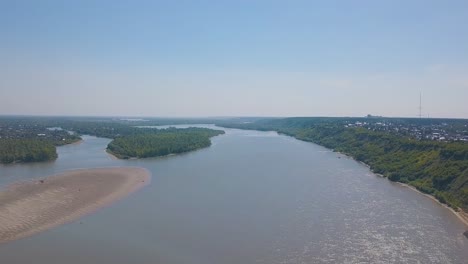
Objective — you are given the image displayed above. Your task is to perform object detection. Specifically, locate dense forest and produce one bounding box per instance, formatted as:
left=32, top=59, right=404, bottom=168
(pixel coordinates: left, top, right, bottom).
left=0, top=139, right=57, bottom=163
left=0, top=118, right=81, bottom=163
left=107, top=128, right=224, bottom=159
left=219, top=117, right=468, bottom=211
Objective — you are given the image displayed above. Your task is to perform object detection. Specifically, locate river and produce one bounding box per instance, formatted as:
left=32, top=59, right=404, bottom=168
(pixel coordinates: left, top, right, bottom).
left=0, top=125, right=467, bottom=263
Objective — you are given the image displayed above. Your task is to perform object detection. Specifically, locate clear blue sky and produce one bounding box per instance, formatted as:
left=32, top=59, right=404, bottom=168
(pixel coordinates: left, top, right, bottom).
left=1, top=0, right=468, bottom=117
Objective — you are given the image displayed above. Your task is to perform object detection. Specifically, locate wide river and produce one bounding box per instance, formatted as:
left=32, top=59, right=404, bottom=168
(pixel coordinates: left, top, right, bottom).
left=0, top=125, right=467, bottom=263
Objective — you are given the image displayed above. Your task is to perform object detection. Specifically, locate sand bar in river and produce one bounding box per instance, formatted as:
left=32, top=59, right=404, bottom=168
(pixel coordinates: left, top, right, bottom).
left=0, top=167, right=150, bottom=243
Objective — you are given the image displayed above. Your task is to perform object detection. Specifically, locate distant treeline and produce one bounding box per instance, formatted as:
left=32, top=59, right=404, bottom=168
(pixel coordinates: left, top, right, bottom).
left=0, top=139, right=57, bottom=164
left=0, top=116, right=225, bottom=164
left=0, top=116, right=224, bottom=139
left=107, top=128, right=224, bottom=159
left=218, top=117, right=468, bottom=211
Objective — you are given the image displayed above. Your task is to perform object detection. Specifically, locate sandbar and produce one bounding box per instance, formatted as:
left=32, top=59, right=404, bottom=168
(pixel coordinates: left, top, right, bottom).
left=0, top=167, right=150, bottom=243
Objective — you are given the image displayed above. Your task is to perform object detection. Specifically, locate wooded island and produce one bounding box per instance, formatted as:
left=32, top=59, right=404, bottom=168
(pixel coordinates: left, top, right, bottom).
left=107, top=128, right=224, bottom=159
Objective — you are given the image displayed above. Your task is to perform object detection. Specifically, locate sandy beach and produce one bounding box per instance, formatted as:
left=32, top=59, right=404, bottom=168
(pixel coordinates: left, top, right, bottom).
left=0, top=167, right=150, bottom=243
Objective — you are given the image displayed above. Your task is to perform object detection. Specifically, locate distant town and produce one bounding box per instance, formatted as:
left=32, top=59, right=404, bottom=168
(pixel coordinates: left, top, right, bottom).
left=344, top=115, right=468, bottom=142
left=0, top=122, right=78, bottom=143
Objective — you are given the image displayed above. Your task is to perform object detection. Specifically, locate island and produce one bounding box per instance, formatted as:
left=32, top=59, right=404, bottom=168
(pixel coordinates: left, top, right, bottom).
left=107, top=127, right=225, bottom=159
left=0, top=167, right=150, bottom=243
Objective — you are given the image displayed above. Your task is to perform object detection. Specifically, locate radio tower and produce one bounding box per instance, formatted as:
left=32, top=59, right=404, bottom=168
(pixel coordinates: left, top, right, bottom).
left=419, top=92, right=422, bottom=118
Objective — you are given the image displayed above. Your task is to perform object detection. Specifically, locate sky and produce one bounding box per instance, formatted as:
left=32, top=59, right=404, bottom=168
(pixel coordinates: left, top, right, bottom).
left=1, top=0, right=468, bottom=118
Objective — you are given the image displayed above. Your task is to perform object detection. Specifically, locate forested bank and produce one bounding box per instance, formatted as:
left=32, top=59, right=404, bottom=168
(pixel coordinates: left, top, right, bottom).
left=0, top=118, right=81, bottom=164
left=219, top=118, right=468, bottom=211
left=0, top=139, right=57, bottom=163
left=107, top=128, right=224, bottom=159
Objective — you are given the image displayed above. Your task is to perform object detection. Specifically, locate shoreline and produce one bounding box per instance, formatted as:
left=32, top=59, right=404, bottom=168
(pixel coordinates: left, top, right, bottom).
left=105, top=149, right=121, bottom=160
left=57, top=138, right=83, bottom=147
left=67, top=139, right=83, bottom=145
left=395, top=181, right=468, bottom=227
left=0, top=167, right=151, bottom=243
left=335, top=150, right=468, bottom=228
left=336, top=151, right=468, bottom=228
left=264, top=131, right=468, bottom=230
left=105, top=146, right=209, bottom=160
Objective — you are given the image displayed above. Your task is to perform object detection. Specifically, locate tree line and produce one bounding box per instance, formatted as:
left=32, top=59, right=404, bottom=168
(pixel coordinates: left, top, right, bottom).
left=0, top=139, right=57, bottom=164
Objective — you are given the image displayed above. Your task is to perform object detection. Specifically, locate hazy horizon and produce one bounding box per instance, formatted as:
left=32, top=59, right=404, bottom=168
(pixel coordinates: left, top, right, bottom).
left=2, top=1, right=468, bottom=118
left=3, top=114, right=468, bottom=121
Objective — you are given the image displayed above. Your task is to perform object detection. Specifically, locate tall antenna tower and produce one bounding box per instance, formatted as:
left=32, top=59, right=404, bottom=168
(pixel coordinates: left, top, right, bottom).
left=419, top=91, right=422, bottom=118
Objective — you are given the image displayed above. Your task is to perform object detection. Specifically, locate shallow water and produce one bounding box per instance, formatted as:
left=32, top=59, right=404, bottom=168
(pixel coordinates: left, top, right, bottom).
left=0, top=125, right=467, bottom=263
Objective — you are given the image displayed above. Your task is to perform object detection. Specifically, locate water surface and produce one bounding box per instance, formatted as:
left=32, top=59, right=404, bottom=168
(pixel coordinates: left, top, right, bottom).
left=0, top=125, right=467, bottom=263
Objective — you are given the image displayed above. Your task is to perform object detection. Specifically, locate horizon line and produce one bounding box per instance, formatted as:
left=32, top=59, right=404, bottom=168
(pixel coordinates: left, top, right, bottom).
left=1, top=114, right=467, bottom=121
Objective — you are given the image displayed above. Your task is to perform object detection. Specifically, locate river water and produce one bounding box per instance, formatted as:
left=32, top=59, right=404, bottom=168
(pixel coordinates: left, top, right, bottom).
left=0, top=125, right=467, bottom=263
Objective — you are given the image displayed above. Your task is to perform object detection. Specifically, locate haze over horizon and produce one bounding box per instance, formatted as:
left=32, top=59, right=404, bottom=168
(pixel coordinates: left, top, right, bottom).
left=1, top=1, right=468, bottom=118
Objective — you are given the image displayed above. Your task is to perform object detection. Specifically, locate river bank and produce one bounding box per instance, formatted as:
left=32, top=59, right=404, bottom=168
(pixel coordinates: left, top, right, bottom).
left=260, top=130, right=468, bottom=231
left=339, top=151, right=468, bottom=229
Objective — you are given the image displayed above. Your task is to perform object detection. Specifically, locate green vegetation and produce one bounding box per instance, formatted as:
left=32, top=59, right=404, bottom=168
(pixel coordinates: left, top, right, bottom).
left=219, top=117, right=468, bottom=211
left=107, top=128, right=224, bottom=159
left=0, top=116, right=225, bottom=164
left=0, top=118, right=80, bottom=163
left=0, top=139, right=57, bottom=163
